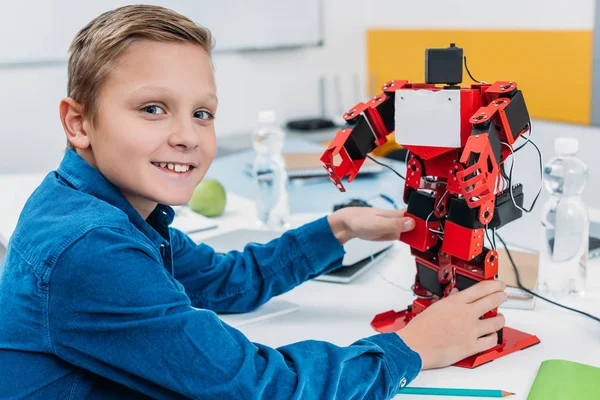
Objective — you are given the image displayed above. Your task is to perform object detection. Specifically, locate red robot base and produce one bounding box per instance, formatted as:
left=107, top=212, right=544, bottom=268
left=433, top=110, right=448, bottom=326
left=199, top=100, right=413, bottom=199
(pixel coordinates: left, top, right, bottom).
left=371, top=303, right=540, bottom=369
left=372, top=247, right=540, bottom=368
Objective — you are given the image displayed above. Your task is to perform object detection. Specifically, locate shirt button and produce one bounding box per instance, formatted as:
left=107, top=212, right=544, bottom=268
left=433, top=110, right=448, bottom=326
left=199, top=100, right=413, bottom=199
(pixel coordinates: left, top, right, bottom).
left=399, top=377, right=407, bottom=388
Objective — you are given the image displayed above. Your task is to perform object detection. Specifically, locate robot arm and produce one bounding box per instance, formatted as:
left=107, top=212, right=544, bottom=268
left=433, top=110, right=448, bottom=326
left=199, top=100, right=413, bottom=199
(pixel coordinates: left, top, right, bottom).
left=320, top=80, right=409, bottom=191
left=456, top=81, right=531, bottom=225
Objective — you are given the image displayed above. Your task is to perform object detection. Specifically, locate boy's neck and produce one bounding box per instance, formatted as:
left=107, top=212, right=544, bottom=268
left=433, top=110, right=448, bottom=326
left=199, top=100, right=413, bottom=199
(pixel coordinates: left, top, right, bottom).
left=122, top=191, right=158, bottom=220
left=75, top=148, right=157, bottom=220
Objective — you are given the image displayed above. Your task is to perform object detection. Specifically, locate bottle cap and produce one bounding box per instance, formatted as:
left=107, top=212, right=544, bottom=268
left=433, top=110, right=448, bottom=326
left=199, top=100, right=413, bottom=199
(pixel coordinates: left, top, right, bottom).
left=554, top=137, right=579, bottom=155
left=258, top=110, right=276, bottom=124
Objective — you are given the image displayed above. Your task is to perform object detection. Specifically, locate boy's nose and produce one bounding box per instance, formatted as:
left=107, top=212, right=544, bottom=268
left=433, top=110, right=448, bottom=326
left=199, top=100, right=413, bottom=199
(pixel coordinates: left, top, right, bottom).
left=169, top=120, right=200, bottom=150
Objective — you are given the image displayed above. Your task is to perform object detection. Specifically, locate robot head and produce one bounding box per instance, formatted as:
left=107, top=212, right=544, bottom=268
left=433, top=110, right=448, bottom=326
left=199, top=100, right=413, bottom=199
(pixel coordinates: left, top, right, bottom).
left=425, top=43, right=463, bottom=86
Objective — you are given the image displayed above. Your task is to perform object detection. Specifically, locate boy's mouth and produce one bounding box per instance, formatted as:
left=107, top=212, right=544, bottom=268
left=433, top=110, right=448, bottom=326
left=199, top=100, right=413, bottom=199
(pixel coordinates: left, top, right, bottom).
left=151, top=162, right=195, bottom=174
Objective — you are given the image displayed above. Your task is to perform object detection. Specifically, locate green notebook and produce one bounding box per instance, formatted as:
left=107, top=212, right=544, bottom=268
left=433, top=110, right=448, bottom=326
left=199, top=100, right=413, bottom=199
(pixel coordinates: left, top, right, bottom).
left=528, top=359, right=600, bottom=399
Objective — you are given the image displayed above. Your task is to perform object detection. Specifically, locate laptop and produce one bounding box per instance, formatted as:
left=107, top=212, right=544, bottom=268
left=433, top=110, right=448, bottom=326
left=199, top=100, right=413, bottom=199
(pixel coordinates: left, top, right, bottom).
left=202, top=229, right=393, bottom=283
left=244, top=152, right=384, bottom=179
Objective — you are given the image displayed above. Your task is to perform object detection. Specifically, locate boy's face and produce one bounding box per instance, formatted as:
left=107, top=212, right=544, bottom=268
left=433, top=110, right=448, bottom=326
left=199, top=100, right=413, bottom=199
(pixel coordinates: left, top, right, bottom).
left=80, top=40, right=218, bottom=218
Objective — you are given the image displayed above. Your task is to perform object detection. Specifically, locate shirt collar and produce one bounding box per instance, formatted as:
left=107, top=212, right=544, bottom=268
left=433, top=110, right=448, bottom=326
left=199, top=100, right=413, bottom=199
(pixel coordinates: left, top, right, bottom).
left=57, top=149, right=175, bottom=246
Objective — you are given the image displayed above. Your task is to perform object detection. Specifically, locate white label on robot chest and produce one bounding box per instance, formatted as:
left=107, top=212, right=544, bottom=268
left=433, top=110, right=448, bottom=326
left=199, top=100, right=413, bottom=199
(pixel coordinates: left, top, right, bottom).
left=394, top=89, right=461, bottom=148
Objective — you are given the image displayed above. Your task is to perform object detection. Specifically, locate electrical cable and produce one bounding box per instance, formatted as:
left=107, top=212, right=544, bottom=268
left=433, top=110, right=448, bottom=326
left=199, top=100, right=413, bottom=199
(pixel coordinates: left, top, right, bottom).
left=501, top=133, right=543, bottom=214
left=495, top=232, right=600, bottom=324
left=463, top=55, right=485, bottom=84
left=367, top=155, right=405, bottom=180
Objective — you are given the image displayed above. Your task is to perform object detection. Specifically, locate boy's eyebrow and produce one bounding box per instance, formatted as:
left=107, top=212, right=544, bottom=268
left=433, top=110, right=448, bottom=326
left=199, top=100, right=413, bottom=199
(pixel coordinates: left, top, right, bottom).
left=204, top=92, right=219, bottom=104
left=128, top=85, right=218, bottom=104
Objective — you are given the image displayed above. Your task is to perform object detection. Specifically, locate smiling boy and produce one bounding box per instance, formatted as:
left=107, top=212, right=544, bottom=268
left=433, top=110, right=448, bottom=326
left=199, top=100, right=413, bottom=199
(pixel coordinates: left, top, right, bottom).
left=0, top=5, right=506, bottom=399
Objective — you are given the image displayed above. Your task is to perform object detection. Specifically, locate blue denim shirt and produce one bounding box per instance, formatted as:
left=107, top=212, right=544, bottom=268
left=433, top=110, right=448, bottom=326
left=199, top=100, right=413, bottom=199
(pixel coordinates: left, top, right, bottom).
left=0, top=150, right=421, bottom=399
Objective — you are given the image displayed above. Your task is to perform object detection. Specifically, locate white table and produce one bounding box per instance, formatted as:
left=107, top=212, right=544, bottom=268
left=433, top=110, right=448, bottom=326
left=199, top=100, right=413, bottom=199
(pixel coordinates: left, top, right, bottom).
left=2, top=173, right=599, bottom=400
left=234, top=244, right=600, bottom=399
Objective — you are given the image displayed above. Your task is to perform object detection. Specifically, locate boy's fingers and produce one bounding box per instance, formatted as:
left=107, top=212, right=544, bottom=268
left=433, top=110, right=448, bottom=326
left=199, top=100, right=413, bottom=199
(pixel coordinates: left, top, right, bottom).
left=374, top=208, right=406, bottom=218
left=399, top=217, right=415, bottom=231
left=474, top=332, right=499, bottom=354
left=477, top=314, right=505, bottom=337
left=457, top=280, right=506, bottom=304
left=373, top=210, right=413, bottom=233
left=472, top=291, right=508, bottom=316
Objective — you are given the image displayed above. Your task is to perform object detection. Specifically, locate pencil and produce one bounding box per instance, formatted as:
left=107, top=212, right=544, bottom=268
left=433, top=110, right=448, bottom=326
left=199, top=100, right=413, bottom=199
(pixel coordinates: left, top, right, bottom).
left=396, top=387, right=514, bottom=397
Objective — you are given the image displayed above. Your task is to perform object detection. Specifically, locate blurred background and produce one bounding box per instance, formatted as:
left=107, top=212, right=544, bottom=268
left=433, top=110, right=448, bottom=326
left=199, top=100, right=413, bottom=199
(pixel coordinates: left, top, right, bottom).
left=1, top=0, right=599, bottom=206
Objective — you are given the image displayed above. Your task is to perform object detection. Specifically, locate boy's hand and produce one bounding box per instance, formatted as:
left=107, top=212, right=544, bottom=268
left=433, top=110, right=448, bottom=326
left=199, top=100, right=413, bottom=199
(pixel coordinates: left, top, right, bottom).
left=397, top=280, right=507, bottom=370
left=327, top=207, right=415, bottom=245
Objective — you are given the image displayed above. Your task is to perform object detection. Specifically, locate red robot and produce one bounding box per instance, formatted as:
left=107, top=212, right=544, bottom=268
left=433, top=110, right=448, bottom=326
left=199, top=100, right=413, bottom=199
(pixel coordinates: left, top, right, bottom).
left=320, top=44, right=540, bottom=368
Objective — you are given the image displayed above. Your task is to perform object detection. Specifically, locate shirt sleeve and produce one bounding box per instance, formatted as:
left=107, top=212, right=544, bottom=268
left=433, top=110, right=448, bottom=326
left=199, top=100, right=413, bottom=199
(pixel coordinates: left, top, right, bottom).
left=48, top=226, right=421, bottom=399
left=171, top=216, right=345, bottom=313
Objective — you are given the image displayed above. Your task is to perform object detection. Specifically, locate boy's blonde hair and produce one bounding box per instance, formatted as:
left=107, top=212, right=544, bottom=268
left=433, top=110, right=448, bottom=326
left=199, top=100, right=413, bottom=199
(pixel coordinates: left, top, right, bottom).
left=66, top=5, right=214, bottom=149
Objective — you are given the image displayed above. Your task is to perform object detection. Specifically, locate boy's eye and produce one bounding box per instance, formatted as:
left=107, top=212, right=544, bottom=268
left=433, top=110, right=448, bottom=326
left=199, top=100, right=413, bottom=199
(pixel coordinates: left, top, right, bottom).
left=142, top=105, right=165, bottom=115
left=194, top=110, right=213, bottom=120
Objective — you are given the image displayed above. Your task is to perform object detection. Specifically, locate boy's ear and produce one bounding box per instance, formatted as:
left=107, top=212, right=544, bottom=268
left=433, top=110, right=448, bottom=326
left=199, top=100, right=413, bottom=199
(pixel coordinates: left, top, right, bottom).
left=59, top=97, right=91, bottom=149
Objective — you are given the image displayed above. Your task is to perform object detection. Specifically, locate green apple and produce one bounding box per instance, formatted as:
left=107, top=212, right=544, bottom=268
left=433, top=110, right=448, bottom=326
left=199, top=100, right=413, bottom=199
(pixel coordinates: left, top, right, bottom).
left=189, top=179, right=227, bottom=217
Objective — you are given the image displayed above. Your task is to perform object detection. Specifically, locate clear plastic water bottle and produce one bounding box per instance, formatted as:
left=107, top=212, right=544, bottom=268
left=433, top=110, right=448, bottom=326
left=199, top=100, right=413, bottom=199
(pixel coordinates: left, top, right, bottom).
left=252, top=110, right=290, bottom=230
left=539, top=137, right=589, bottom=299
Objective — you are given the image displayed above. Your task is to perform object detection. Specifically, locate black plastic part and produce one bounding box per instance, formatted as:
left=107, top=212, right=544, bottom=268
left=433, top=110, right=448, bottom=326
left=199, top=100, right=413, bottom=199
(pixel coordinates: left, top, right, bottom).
left=384, top=148, right=409, bottom=161
left=455, top=273, right=478, bottom=291
left=503, top=90, right=530, bottom=141
left=417, top=262, right=444, bottom=297
left=404, top=187, right=415, bottom=205
left=407, top=190, right=438, bottom=221
left=471, top=122, right=503, bottom=166
left=375, top=92, right=396, bottom=133
left=417, top=263, right=486, bottom=298
left=488, top=185, right=524, bottom=229
left=446, top=196, right=484, bottom=229
left=471, top=246, right=491, bottom=266
left=286, top=117, right=336, bottom=131
left=425, top=43, right=463, bottom=85
left=344, top=116, right=376, bottom=160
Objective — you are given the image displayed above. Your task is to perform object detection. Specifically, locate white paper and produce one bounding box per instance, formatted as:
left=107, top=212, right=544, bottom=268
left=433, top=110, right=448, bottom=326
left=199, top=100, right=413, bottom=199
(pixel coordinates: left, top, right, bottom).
left=395, top=89, right=461, bottom=148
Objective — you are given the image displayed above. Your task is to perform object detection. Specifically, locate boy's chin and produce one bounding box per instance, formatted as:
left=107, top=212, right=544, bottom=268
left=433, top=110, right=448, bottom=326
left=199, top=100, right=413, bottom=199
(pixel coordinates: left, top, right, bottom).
left=156, top=193, right=193, bottom=207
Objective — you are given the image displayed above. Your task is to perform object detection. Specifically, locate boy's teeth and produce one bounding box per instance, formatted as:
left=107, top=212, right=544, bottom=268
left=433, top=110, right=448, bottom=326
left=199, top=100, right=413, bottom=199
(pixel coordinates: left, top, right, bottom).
left=154, top=162, right=190, bottom=173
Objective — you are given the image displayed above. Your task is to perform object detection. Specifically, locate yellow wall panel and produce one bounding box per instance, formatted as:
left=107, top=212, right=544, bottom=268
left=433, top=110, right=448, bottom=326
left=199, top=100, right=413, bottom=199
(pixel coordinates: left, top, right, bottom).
left=367, top=30, right=593, bottom=125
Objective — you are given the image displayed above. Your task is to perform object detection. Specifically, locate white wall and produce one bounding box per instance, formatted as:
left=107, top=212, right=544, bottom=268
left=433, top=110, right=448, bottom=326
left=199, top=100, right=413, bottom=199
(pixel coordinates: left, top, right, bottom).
left=0, top=0, right=598, bottom=174
left=366, top=0, right=595, bottom=29
left=211, top=0, right=367, bottom=136
left=0, top=0, right=366, bottom=173
left=0, top=64, right=68, bottom=174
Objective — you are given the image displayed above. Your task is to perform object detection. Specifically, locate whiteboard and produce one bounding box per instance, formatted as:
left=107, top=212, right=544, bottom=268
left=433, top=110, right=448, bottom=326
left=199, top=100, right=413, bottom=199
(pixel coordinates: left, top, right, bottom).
left=0, top=0, right=323, bottom=65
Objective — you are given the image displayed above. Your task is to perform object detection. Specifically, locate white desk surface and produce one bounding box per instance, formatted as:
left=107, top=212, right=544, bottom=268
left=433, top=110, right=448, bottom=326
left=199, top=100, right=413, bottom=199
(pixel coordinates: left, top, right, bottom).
left=1, top=173, right=599, bottom=400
